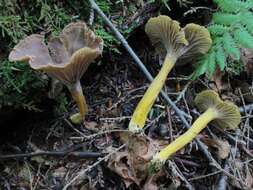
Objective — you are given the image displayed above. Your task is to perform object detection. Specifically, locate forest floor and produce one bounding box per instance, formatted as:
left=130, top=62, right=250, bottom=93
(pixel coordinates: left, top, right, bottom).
left=0, top=1, right=253, bottom=190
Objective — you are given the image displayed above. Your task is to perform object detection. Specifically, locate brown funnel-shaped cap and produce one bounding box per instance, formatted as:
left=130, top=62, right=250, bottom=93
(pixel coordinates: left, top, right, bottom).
left=194, top=90, right=241, bottom=130
left=9, top=22, right=103, bottom=86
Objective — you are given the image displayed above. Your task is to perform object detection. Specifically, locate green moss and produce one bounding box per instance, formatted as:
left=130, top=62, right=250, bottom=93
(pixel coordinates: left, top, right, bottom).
left=0, top=59, right=48, bottom=110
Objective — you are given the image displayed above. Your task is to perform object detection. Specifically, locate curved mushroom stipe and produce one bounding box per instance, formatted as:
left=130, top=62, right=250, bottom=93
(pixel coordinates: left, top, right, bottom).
left=129, top=15, right=212, bottom=132
left=150, top=90, right=241, bottom=171
left=9, top=22, right=103, bottom=121
left=68, top=81, right=88, bottom=120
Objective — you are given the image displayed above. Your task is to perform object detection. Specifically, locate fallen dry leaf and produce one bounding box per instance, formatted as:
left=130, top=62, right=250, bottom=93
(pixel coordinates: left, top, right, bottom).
left=108, top=151, right=138, bottom=187
left=203, top=138, right=231, bottom=159
left=215, top=139, right=230, bottom=159
left=128, top=135, right=157, bottom=182
left=211, top=67, right=226, bottom=92
left=83, top=121, right=99, bottom=132
left=53, top=166, right=67, bottom=178
left=107, top=134, right=160, bottom=187
left=245, top=170, right=253, bottom=188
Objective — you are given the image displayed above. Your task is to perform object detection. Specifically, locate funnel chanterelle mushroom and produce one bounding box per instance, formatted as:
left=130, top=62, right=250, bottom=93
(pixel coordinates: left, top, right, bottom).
left=128, top=15, right=212, bottom=132
left=9, top=22, right=103, bottom=122
left=151, top=90, right=241, bottom=169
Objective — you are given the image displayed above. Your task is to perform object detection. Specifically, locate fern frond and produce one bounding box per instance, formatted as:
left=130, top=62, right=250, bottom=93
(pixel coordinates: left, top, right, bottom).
left=191, top=57, right=209, bottom=79
left=241, top=12, right=253, bottom=33
left=192, top=0, right=253, bottom=78
left=243, top=0, right=253, bottom=9
left=213, top=0, right=240, bottom=13
left=208, top=24, right=228, bottom=36
left=233, top=25, right=253, bottom=49
left=223, top=32, right=240, bottom=60
left=212, top=13, right=240, bottom=26
left=215, top=42, right=226, bottom=70
left=213, top=0, right=253, bottom=13
left=207, top=50, right=216, bottom=76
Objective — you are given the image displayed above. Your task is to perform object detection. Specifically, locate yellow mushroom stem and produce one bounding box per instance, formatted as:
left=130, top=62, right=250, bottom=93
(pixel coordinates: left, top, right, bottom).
left=129, top=54, right=176, bottom=132
left=153, top=107, right=219, bottom=162
left=69, top=81, right=88, bottom=119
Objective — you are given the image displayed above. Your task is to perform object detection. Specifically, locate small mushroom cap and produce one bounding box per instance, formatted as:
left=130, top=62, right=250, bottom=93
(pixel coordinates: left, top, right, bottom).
left=9, top=22, right=103, bottom=85
left=178, top=23, right=212, bottom=63
left=145, top=15, right=212, bottom=62
left=145, top=15, right=188, bottom=58
left=194, top=90, right=241, bottom=130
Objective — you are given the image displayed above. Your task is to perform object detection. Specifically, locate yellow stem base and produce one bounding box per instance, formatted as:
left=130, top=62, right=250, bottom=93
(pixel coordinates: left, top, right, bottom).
left=69, top=81, right=88, bottom=122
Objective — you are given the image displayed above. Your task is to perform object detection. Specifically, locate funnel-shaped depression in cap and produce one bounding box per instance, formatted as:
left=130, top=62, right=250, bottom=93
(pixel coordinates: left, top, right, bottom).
left=9, top=22, right=103, bottom=86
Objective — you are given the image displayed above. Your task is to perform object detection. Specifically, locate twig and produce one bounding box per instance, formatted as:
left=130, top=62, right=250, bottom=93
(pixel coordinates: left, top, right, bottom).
left=69, top=129, right=131, bottom=141
left=239, top=103, right=253, bottom=113
left=174, top=157, right=201, bottom=168
left=88, top=0, right=218, bottom=167
left=174, top=82, right=191, bottom=104
left=62, top=144, right=126, bottom=190
left=183, top=6, right=214, bottom=17
left=216, top=163, right=229, bottom=190
left=167, top=106, right=174, bottom=141
left=169, top=160, right=194, bottom=190
left=64, top=118, right=87, bottom=138
left=99, top=116, right=131, bottom=122
left=188, top=170, right=222, bottom=181
left=88, top=4, right=94, bottom=25
left=0, top=151, right=103, bottom=160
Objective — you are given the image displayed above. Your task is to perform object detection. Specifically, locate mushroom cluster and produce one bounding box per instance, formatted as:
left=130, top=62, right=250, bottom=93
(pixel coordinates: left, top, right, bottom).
left=9, top=22, right=103, bottom=123
left=128, top=15, right=212, bottom=132
left=150, top=90, right=241, bottom=170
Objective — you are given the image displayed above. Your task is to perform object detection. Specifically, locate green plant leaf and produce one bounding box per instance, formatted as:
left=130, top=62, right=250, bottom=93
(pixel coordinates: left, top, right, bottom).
left=216, top=43, right=226, bottom=70
left=213, top=0, right=253, bottom=13
left=241, top=12, right=253, bottom=33
left=208, top=24, right=228, bottom=36
left=212, top=13, right=240, bottom=26
left=213, top=0, right=240, bottom=13
left=223, top=32, right=240, bottom=60
left=207, top=51, right=216, bottom=77
left=191, top=0, right=253, bottom=78
left=191, top=57, right=209, bottom=79
left=233, top=26, right=253, bottom=49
